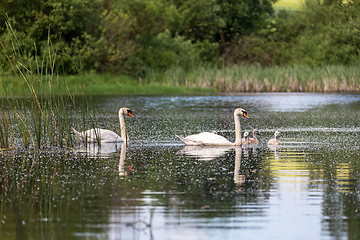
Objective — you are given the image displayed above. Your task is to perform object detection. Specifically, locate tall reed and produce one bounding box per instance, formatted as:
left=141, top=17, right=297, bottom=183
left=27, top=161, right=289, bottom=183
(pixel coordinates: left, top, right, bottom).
left=145, top=65, right=360, bottom=93
left=0, top=17, right=99, bottom=150
left=0, top=108, right=10, bottom=149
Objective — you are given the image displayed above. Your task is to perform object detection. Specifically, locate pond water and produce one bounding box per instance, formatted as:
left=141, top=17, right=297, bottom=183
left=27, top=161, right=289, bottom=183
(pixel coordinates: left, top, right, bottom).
left=1, top=93, right=360, bottom=240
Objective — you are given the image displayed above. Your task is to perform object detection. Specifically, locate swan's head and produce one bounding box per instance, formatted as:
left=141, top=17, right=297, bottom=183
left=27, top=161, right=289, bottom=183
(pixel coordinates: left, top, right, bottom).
left=274, top=131, right=280, bottom=139
left=244, top=131, right=249, bottom=138
left=253, top=129, right=260, bottom=136
left=235, top=108, right=249, bottom=119
left=121, top=107, right=134, bottom=118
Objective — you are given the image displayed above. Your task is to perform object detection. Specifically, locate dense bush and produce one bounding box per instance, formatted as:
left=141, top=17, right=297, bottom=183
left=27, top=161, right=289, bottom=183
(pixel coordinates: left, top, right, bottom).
left=0, top=0, right=276, bottom=74
left=0, top=0, right=105, bottom=73
left=1, top=0, right=360, bottom=76
left=270, top=0, right=360, bottom=66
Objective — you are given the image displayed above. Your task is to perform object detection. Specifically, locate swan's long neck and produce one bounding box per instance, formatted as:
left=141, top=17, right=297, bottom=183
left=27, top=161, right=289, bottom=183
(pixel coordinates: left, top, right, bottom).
left=119, top=108, right=127, bottom=142
left=234, top=113, right=241, bottom=146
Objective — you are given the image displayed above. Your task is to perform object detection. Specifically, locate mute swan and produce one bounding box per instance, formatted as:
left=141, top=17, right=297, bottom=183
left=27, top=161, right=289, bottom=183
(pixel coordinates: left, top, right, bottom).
left=249, top=129, right=260, bottom=144
left=72, top=107, right=134, bottom=143
left=242, top=131, right=249, bottom=145
left=268, top=131, right=280, bottom=145
left=176, top=108, right=249, bottom=146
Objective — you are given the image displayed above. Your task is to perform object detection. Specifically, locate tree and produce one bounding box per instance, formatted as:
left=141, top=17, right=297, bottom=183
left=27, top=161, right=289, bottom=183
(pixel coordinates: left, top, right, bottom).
left=271, top=0, right=360, bottom=66
left=177, top=0, right=276, bottom=63
left=0, top=0, right=106, bottom=73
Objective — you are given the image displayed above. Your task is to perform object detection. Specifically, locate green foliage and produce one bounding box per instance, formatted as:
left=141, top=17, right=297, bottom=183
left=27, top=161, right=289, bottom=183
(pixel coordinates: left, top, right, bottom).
left=0, top=0, right=279, bottom=74
left=136, top=30, right=200, bottom=72
left=178, top=0, right=275, bottom=42
left=2, top=0, right=360, bottom=77
left=0, top=0, right=106, bottom=74
left=177, top=0, right=276, bottom=63
left=269, top=0, right=360, bottom=66
left=221, top=33, right=279, bottom=67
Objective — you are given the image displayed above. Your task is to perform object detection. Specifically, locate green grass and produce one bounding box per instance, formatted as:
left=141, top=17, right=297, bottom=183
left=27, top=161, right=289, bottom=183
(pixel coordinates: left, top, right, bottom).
left=0, top=73, right=213, bottom=97
left=69, top=74, right=212, bottom=95
left=274, top=0, right=302, bottom=8
left=2, top=64, right=360, bottom=97
left=273, top=0, right=302, bottom=12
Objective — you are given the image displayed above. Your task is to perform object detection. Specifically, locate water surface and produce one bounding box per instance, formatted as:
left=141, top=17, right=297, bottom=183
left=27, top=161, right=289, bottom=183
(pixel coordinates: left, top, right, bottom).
left=1, top=93, right=360, bottom=240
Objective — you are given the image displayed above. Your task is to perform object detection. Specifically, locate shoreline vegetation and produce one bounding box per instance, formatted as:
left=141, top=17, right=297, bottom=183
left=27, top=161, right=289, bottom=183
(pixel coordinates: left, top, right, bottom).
left=0, top=0, right=360, bottom=152
left=2, top=0, right=360, bottom=97
left=2, top=65, right=360, bottom=97
left=2, top=64, right=358, bottom=153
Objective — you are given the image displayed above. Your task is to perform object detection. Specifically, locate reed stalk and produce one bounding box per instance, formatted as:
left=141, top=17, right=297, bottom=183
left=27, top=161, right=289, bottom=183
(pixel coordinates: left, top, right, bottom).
left=145, top=64, right=360, bottom=93
left=0, top=108, right=10, bottom=149
left=1, top=17, right=98, bottom=151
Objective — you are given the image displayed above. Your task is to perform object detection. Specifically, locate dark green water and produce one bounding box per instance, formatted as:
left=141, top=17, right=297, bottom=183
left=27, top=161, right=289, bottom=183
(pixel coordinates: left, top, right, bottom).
left=1, top=93, right=360, bottom=240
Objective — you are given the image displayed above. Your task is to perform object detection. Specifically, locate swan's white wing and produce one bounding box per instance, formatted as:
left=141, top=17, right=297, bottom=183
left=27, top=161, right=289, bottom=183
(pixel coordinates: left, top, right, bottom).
left=78, top=128, right=98, bottom=143
left=81, top=128, right=123, bottom=143
left=180, top=132, right=232, bottom=146
left=267, top=138, right=279, bottom=145
left=97, top=129, right=124, bottom=143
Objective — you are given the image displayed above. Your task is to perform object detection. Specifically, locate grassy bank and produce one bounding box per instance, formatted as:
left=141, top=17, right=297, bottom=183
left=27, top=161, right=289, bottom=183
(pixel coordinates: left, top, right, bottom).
left=274, top=0, right=301, bottom=9
left=0, top=73, right=211, bottom=97
left=165, top=65, right=360, bottom=93
left=2, top=65, right=360, bottom=96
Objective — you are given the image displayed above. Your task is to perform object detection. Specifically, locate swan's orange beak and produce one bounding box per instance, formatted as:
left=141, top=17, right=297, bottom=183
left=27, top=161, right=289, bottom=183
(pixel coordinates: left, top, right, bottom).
left=127, top=110, right=134, bottom=118
left=243, top=113, right=249, bottom=119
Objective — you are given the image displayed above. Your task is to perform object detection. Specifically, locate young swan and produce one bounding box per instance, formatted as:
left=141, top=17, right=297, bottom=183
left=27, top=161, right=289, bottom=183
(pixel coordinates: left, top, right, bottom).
left=176, top=108, right=249, bottom=146
left=242, top=131, right=249, bottom=145
left=249, top=129, right=260, bottom=144
left=72, top=107, right=134, bottom=143
left=268, top=131, right=280, bottom=145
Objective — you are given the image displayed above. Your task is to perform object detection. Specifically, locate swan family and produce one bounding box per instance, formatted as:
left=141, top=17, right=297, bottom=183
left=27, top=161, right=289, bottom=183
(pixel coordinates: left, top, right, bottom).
left=72, top=106, right=280, bottom=146
left=175, top=108, right=279, bottom=146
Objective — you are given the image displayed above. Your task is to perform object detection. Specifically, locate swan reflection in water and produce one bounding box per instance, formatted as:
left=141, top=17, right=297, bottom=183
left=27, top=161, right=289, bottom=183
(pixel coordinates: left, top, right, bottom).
left=233, top=146, right=256, bottom=187
left=177, top=145, right=234, bottom=161
left=74, top=141, right=122, bottom=158
left=268, top=143, right=280, bottom=158
left=74, top=142, right=133, bottom=176
left=119, top=142, right=134, bottom=177
left=177, top=145, right=256, bottom=187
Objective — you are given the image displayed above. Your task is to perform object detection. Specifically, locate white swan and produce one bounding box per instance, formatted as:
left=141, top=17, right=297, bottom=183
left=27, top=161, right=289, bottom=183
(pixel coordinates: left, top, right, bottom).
left=268, top=131, right=280, bottom=145
left=176, top=108, right=249, bottom=146
left=72, top=107, right=134, bottom=143
left=249, top=129, right=260, bottom=144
